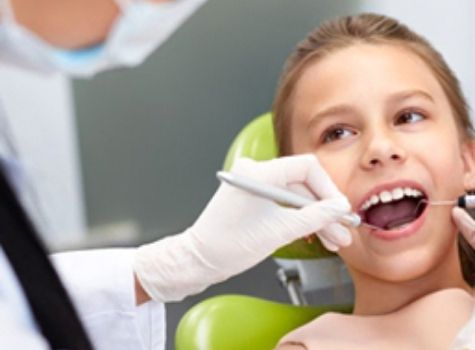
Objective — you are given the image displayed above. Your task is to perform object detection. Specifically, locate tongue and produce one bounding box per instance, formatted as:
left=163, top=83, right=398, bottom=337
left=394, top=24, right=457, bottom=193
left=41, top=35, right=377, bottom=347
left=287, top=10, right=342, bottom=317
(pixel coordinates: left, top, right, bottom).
left=365, top=198, right=422, bottom=230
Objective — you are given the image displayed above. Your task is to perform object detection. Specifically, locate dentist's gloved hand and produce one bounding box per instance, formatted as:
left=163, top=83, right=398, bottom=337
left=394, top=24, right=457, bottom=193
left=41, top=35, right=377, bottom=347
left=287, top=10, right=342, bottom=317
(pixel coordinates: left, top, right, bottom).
left=453, top=207, right=475, bottom=247
left=134, top=154, right=352, bottom=302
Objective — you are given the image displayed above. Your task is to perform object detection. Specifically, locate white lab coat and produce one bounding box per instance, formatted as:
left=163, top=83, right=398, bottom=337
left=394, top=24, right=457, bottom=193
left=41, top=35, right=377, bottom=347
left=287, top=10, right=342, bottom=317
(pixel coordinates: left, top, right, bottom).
left=0, top=0, right=208, bottom=348
left=0, top=248, right=166, bottom=349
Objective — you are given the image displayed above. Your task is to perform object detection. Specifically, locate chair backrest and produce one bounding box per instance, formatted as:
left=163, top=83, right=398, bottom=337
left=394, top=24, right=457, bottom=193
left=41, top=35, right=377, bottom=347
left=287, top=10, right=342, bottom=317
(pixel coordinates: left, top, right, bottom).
left=174, top=113, right=354, bottom=350
left=223, top=112, right=334, bottom=260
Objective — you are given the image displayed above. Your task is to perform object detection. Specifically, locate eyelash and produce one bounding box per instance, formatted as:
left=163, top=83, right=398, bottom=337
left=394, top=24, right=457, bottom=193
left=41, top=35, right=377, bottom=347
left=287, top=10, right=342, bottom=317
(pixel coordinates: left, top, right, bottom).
left=395, top=109, right=427, bottom=125
left=321, top=124, right=354, bottom=144
left=320, top=109, right=427, bottom=144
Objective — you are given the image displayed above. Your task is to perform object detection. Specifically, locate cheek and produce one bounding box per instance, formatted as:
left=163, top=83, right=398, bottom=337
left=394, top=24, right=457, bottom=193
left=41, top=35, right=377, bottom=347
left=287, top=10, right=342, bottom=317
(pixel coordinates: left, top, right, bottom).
left=292, top=139, right=359, bottom=196
left=413, top=130, right=466, bottom=193
left=317, top=153, right=353, bottom=192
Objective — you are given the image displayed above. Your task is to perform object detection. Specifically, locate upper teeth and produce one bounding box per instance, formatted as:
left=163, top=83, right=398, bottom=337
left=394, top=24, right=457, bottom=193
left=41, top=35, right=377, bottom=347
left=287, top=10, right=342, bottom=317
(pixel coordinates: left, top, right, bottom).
left=360, top=187, right=423, bottom=211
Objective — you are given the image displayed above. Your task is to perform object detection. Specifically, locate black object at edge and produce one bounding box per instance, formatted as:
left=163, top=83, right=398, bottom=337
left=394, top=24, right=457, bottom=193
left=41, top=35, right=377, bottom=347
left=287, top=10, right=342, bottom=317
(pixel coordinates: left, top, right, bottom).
left=0, top=162, right=94, bottom=350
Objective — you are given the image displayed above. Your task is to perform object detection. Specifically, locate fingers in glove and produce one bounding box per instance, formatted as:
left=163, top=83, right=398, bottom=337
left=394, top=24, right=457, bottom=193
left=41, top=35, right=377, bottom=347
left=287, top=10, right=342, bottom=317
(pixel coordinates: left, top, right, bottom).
left=453, top=207, right=475, bottom=247
left=265, top=154, right=345, bottom=200
left=268, top=154, right=319, bottom=183
left=291, top=197, right=353, bottom=238
left=305, top=157, right=349, bottom=201
left=230, top=155, right=351, bottom=213
left=303, top=224, right=352, bottom=252
left=232, top=155, right=315, bottom=184
left=269, top=155, right=340, bottom=195
left=319, top=223, right=352, bottom=248
left=318, top=234, right=340, bottom=252
left=231, top=155, right=348, bottom=197
left=288, top=182, right=316, bottom=201
left=231, top=157, right=258, bottom=175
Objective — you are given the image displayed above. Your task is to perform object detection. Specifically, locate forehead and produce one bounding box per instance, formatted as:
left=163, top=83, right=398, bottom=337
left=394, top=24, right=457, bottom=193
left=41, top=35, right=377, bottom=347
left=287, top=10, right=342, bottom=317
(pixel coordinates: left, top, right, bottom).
left=291, top=43, right=448, bottom=118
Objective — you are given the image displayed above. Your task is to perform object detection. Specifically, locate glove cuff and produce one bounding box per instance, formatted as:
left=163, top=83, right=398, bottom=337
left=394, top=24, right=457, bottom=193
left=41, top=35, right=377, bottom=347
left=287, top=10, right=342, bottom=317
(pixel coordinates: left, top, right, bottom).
left=133, top=230, right=226, bottom=302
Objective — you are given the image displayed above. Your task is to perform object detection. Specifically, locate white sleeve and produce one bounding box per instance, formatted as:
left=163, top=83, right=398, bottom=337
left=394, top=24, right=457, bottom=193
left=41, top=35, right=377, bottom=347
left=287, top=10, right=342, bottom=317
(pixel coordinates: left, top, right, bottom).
left=50, top=248, right=166, bottom=350
left=0, top=300, right=49, bottom=350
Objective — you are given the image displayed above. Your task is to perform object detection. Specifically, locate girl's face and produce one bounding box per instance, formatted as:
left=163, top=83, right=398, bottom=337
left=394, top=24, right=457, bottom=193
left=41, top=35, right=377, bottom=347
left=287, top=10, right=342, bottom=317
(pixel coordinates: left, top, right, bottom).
left=290, top=43, right=474, bottom=284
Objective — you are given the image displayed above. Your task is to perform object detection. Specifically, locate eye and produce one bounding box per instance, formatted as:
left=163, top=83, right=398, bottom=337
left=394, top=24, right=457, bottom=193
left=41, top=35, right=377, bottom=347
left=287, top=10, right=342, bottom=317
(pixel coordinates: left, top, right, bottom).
left=395, top=110, right=426, bottom=125
left=321, top=125, right=355, bottom=144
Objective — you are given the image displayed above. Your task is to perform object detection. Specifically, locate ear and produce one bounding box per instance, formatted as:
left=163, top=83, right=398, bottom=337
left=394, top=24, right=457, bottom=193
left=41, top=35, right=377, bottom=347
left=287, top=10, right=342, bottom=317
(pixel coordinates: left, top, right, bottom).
left=461, top=140, right=475, bottom=190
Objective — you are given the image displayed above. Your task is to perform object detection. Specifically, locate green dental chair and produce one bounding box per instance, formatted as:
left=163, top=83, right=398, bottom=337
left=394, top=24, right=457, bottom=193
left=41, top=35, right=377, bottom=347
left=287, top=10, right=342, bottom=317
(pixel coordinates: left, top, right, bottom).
left=175, top=113, right=352, bottom=350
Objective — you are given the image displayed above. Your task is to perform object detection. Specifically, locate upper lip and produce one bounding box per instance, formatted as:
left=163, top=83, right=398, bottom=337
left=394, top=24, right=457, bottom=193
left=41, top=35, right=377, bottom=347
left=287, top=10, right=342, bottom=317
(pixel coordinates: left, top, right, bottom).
left=355, top=180, right=428, bottom=214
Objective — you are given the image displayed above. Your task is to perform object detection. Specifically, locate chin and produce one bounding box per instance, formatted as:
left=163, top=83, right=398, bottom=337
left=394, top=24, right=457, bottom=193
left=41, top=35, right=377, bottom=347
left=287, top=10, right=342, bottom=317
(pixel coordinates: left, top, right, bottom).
left=343, top=205, right=460, bottom=284
left=360, top=234, right=459, bottom=285
left=371, top=248, right=439, bottom=282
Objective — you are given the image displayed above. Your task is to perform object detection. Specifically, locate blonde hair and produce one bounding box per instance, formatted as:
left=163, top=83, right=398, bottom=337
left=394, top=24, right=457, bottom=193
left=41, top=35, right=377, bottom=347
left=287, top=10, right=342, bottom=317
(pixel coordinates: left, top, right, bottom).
left=272, top=13, right=475, bottom=284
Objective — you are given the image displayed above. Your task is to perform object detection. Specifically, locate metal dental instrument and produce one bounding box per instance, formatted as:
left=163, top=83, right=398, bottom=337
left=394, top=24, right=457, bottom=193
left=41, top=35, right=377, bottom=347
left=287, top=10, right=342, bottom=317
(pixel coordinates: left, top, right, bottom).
left=217, top=171, right=362, bottom=228
left=412, top=194, right=475, bottom=217
left=420, top=194, right=475, bottom=209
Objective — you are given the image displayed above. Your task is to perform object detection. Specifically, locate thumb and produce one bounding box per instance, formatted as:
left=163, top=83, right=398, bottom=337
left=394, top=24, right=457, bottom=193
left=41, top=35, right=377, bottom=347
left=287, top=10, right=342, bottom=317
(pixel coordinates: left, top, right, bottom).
left=453, top=207, right=475, bottom=248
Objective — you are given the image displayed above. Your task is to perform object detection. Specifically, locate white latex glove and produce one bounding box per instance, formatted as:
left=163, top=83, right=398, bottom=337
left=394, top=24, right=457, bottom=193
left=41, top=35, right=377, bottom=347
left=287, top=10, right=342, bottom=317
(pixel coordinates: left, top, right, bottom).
left=133, top=154, right=352, bottom=302
left=453, top=207, right=475, bottom=247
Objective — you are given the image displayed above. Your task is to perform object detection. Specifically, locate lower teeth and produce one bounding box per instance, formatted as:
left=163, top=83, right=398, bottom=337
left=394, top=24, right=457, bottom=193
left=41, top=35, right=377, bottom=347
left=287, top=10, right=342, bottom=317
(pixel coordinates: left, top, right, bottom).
left=385, top=220, right=413, bottom=230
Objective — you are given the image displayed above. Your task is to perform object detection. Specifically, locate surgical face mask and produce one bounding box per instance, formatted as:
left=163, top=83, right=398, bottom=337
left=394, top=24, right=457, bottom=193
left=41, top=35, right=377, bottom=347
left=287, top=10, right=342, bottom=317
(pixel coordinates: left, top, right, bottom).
left=0, top=0, right=206, bottom=77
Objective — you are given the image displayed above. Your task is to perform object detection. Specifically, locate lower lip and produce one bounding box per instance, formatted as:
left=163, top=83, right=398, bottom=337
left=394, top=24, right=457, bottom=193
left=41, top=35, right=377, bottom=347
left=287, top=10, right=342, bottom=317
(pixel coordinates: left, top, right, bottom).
left=366, top=204, right=429, bottom=241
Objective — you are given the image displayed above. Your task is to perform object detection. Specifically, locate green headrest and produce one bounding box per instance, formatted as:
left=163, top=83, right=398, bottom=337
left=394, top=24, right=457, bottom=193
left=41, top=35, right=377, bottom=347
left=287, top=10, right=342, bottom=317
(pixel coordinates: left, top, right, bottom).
left=223, top=112, right=333, bottom=259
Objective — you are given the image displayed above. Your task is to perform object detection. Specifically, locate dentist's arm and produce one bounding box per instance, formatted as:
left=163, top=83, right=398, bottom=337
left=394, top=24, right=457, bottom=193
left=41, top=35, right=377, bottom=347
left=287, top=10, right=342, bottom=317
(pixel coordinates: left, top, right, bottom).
left=5, top=0, right=171, bottom=50
left=134, top=154, right=353, bottom=303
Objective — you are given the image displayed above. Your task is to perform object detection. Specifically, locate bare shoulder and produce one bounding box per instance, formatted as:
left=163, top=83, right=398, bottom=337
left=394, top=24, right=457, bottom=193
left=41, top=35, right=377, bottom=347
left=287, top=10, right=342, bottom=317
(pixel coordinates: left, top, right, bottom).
left=274, top=290, right=474, bottom=350
left=394, top=288, right=474, bottom=349
left=277, top=312, right=384, bottom=349
left=274, top=312, right=347, bottom=349
left=401, top=288, right=473, bottom=316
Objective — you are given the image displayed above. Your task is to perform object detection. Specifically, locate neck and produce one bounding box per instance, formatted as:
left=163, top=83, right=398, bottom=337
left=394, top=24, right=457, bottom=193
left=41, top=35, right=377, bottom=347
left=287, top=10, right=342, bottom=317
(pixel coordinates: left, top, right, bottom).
left=350, top=242, right=471, bottom=315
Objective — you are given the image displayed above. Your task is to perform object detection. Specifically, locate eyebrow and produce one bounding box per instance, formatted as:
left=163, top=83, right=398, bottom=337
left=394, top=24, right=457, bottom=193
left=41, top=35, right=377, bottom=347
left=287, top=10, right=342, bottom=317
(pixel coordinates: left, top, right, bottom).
left=309, top=89, right=435, bottom=128
left=388, top=89, right=434, bottom=105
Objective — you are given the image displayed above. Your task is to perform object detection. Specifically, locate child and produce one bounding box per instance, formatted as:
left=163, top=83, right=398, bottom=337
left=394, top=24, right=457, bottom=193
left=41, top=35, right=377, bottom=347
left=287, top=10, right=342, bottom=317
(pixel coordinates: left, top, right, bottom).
left=273, top=13, right=475, bottom=349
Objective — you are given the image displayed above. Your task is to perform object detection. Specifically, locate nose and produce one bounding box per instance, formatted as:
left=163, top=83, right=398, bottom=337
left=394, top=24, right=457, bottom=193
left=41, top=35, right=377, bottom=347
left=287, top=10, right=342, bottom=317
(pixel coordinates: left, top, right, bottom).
left=361, top=131, right=407, bottom=170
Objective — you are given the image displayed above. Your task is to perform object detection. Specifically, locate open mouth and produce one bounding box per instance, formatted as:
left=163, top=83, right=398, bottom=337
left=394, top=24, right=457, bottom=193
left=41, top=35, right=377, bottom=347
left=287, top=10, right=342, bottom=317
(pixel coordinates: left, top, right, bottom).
left=359, top=186, right=428, bottom=231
